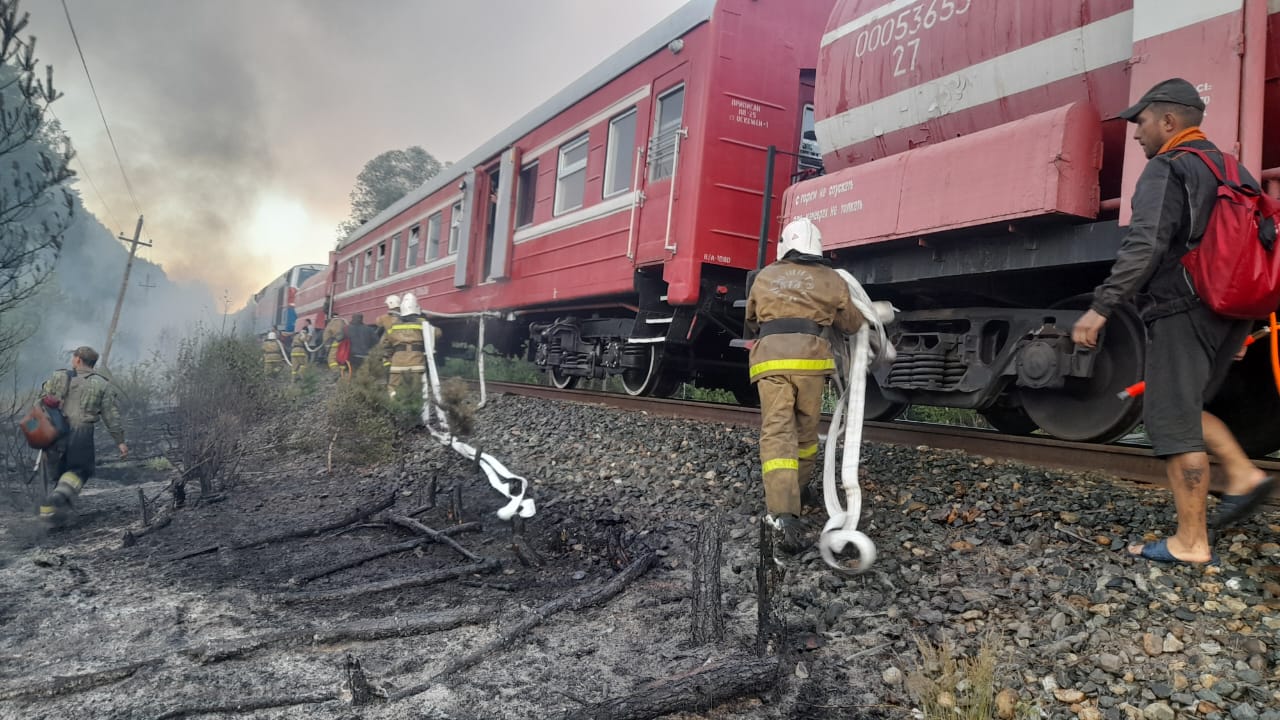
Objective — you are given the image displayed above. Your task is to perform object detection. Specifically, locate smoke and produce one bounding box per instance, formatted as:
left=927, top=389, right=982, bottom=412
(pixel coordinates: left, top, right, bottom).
left=29, top=0, right=689, bottom=303
left=11, top=184, right=218, bottom=387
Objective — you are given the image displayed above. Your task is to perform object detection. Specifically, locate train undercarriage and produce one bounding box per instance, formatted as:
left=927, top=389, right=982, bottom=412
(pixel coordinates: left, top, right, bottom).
left=515, top=219, right=1280, bottom=459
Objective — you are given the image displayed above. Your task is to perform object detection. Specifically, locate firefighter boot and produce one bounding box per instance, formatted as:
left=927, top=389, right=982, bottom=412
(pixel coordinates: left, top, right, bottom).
left=38, top=471, right=83, bottom=527
left=767, top=513, right=806, bottom=558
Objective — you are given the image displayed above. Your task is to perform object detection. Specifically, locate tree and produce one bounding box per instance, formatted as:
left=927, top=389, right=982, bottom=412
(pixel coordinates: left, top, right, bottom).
left=336, top=146, right=442, bottom=242
left=0, top=0, right=75, bottom=375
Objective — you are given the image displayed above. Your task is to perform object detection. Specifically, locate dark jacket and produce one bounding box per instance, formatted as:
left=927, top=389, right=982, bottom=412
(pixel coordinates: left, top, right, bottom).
left=1091, top=139, right=1258, bottom=318
left=347, top=314, right=379, bottom=359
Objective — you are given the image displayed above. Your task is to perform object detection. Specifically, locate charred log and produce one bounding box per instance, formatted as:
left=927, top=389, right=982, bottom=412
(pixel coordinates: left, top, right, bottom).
left=388, top=550, right=658, bottom=702
left=690, top=516, right=725, bottom=644
left=562, top=656, right=781, bottom=720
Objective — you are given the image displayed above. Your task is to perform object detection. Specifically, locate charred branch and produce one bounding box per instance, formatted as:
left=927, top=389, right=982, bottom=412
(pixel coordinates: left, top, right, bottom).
left=186, top=607, right=497, bottom=664
left=561, top=656, right=781, bottom=720
left=387, top=550, right=657, bottom=702
left=151, top=692, right=339, bottom=719
left=386, top=514, right=485, bottom=563
left=169, top=491, right=396, bottom=560
left=290, top=521, right=481, bottom=585
left=0, top=657, right=161, bottom=701
left=272, top=558, right=500, bottom=603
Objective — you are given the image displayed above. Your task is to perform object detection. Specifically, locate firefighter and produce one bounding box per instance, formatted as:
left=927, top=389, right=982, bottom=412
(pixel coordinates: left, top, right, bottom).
left=289, top=327, right=309, bottom=378
left=745, top=217, right=864, bottom=553
left=262, top=331, right=286, bottom=376
left=381, top=292, right=427, bottom=398
left=375, top=294, right=400, bottom=338
left=322, top=313, right=349, bottom=374
left=38, top=346, right=127, bottom=526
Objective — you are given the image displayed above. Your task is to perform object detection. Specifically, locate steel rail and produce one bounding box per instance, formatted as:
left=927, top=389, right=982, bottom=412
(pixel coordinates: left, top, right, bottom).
left=476, top=381, right=1280, bottom=497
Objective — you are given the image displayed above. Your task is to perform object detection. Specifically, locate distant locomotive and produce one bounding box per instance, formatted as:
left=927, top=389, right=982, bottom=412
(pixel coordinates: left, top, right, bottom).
left=282, top=0, right=1279, bottom=457
left=238, top=263, right=326, bottom=336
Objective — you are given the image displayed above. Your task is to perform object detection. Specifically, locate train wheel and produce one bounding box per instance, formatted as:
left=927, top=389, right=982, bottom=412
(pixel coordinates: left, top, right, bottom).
left=864, top=380, right=907, bottom=421
left=1018, top=303, right=1145, bottom=443
left=549, top=365, right=579, bottom=390
left=980, top=406, right=1039, bottom=435
left=1207, top=336, right=1280, bottom=458
left=620, top=343, right=662, bottom=396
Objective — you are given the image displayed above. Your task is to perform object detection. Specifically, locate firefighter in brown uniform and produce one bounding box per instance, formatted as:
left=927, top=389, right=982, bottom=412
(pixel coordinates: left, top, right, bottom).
left=38, top=346, right=127, bottom=525
left=322, top=313, right=348, bottom=373
left=375, top=295, right=400, bottom=338
left=288, top=329, right=309, bottom=378
left=381, top=292, right=426, bottom=398
left=262, top=331, right=286, bottom=376
left=745, top=218, right=864, bottom=552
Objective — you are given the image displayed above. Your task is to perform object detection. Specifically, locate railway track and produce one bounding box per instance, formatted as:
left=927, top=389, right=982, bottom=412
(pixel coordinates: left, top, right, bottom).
left=477, top=380, right=1280, bottom=498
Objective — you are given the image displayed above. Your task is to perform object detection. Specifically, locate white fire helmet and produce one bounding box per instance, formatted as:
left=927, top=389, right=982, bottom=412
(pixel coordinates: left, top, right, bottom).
left=400, top=292, right=421, bottom=316
left=267, top=331, right=277, bottom=340
left=777, top=217, right=824, bottom=261
left=385, top=294, right=401, bottom=311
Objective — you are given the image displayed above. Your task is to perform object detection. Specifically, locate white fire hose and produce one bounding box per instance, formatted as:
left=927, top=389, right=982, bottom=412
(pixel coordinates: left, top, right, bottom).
left=274, top=337, right=292, bottom=368
left=420, top=309, right=505, bottom=409
left=816, top=269, right=896, bottom=575
left=420, top=319, right=535, bottom=521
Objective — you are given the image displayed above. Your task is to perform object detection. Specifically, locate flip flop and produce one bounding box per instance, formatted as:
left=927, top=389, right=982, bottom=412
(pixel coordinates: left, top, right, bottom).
left=1210, top=476, right=1276, bottom=530
left=1126, top=538, right=1220, bottom=567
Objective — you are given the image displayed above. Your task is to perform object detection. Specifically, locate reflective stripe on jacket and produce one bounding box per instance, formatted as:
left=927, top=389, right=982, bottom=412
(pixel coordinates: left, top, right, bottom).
left=745, top=256, right=864, bottom=382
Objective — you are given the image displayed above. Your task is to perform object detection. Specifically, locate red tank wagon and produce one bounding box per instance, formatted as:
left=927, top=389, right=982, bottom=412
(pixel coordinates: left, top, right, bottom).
left=782, top=0, right=1280, bottom=455
left=328, top=0, right=836, bottom=400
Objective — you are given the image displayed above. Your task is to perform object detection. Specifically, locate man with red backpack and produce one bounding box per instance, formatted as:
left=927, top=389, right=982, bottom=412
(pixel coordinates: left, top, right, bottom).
left=1073, top=78, right=1275, bottom=567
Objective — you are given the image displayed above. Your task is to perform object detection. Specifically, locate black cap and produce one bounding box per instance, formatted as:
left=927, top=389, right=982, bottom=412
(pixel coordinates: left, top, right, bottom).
left=1116, top=78, right=1205, bottom=122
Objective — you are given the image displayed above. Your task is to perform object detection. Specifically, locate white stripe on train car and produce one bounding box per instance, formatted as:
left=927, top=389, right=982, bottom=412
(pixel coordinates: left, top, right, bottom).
left=513, top=190, right=639, bottom=244
left=815, top=11, right=1133, bottom=155
left=1133, top=0, right=1241, bottom=42
left=821, top=0, right=925, bottom=48
left=526, top=86, right=650, bottom=161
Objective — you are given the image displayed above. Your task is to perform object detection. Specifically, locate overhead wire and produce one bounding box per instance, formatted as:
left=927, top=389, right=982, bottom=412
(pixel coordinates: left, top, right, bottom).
left=59, top=0, right=143, bottom=218
left=44, top=105, right=124, bottom=233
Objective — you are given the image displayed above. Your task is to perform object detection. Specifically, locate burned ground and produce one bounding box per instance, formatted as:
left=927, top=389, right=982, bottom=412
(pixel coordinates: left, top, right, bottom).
left=1, top=387, right=1278, bottom=720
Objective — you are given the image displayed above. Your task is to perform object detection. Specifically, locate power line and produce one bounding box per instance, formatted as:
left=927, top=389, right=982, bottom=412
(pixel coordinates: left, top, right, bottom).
left=60, top=0, right=142, bottom=217
left=44, top=105, right=124, bottom=232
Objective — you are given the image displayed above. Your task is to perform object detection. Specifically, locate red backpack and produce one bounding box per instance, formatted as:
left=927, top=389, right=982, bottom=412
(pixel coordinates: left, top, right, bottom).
left=1177, top=147, right=1280, bottom=319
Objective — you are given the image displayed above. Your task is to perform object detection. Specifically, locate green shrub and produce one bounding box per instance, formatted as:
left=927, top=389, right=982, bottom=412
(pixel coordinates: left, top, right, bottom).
left=328, top=366, right=419, bottom=466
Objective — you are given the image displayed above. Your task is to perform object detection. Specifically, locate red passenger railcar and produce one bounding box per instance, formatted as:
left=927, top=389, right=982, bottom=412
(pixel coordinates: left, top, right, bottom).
left=780, top=0, right=1280, bottom=455
left=328, top=0, right=836, bottom=399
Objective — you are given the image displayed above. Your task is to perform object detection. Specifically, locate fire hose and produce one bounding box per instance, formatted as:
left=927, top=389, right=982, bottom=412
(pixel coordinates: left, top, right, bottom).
left=419, top=309, right=506, bottom=410
left=420, top=318, right=535, bottom=521
left=1117, top=315, right=1280, bottom=400
left=816, top=269, right=897, bottom=575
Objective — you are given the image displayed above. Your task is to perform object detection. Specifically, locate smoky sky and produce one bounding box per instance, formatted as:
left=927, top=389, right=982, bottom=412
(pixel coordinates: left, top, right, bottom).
left=25, top=0, right=687, bottom=301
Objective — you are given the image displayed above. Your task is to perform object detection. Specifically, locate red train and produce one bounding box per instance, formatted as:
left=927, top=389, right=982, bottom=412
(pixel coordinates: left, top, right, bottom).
left=290, top=0, right=1280, bottom=457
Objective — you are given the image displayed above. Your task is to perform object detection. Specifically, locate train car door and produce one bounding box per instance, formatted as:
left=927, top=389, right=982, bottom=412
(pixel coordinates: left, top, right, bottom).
left=474, top=150, right=517, bottom=284
left=632, top=66, right=689, bottom=266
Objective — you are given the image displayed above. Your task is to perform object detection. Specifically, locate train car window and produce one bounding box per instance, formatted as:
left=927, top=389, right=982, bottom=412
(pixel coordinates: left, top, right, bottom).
left=649, top=85, right=685, bottom=182
left=604, top=108, right=638, bottom=198
left=797, top=104, right=822, bottom=176
left=363, top=249, right=373, bottom=285
left=345, top=260, right=355, bottom=290
left=554, top=134, right=589, bottom=215
left=390, top=233, right=402, bottom=274
left=375, top=243, right=387, bottom=280
left=448, top=201, right=464, bottom=254
left=427, top=212, right=443, bottom=260
left=516, top=161, right=538, bottom=228
left=406, top=225, right=420, bottom=268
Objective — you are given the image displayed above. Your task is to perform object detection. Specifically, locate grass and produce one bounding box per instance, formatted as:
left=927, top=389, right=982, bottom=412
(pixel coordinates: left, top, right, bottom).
left=907, top=633, right=1002, bottom=720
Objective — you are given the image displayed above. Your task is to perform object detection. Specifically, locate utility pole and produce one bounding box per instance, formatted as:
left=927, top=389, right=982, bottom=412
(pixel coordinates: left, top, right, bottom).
left=101, top=215, right=151, bottom=368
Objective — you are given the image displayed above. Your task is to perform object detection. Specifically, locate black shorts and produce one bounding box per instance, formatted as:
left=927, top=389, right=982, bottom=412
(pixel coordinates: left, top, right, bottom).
left=1143, top=304, right=1251, bottom=456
